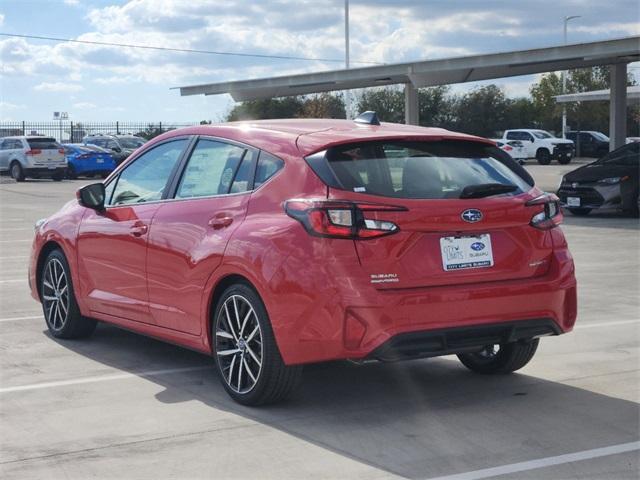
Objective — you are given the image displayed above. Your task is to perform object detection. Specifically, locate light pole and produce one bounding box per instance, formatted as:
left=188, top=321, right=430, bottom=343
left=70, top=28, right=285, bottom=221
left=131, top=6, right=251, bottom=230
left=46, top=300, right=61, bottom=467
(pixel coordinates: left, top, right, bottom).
left=561, top=15, right=581, bottom=138
left=344, top=0, right=351, bottom=119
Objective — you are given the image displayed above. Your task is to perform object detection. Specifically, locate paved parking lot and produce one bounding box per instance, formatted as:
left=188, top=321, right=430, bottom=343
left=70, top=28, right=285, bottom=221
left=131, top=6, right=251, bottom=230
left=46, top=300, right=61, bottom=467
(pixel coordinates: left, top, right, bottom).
left=1, top=162, right=638, bottom=480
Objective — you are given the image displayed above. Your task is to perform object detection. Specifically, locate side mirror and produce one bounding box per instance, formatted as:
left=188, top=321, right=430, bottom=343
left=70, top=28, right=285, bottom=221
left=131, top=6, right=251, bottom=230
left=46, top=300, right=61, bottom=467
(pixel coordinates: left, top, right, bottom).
left=77, top=183, right=105, bottom=211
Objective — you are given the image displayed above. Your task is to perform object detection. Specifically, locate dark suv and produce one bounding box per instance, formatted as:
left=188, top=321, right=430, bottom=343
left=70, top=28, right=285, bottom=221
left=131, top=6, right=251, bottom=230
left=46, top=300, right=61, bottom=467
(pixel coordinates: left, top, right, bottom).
left=82, top=135, right=146, bottom=165
left=566, top=131, right=609, bottom=158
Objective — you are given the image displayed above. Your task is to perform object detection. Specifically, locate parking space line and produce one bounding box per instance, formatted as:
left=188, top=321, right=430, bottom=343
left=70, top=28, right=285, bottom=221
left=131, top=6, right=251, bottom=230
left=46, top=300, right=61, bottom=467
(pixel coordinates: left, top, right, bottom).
left=0, top=366, right=212, bottom=393
left=0, top=279, right=27, bottom=284
left=0, top=315, right=42, bottom=323
left=0, top=239, right=32, bottom=243
left=425, top=441, right=640, bottom=480
left=578, top=319, right=638, bottom=329
left=0, top=256, right=29, bottom=260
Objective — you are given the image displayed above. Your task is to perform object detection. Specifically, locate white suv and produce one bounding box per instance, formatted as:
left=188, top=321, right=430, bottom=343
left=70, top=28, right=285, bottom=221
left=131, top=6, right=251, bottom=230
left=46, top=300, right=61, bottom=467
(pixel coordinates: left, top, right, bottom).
left=0, top=136, right=67, bottom=181
left=503, top=129, right=574, bottom=165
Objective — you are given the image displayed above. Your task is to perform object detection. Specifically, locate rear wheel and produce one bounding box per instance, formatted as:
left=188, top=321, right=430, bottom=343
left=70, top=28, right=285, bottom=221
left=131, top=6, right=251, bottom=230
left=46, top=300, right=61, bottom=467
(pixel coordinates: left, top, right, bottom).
left=213, top=283, right=302, bottom=406
left=67, top=165, right=77, bottom=179
left=535, top=149, right=551, bottom=165
left=457, top=339, right=539, bottom=374
left=10, top=162, right=25, bottom=182
left=40, top=249, right=97, bottom=339
left=568, top=208, right=592, bottom=216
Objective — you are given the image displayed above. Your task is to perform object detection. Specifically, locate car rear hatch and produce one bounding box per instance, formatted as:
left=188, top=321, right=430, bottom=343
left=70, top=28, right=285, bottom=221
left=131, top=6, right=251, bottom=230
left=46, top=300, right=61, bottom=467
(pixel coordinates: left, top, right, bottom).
left=303, top=139, right=559, bottom=290
left=27, top=138, right=65, bottom=166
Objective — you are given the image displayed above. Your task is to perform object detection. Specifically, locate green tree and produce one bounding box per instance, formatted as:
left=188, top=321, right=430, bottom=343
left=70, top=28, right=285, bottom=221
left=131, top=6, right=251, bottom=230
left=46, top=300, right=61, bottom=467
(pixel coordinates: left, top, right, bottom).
left=226, top=97, right=304, bottom=121
left=298, top=93, right=346, bottom=118
left=355, top=87, right=405, bottom=124
left=418, top=86, right=456, bottom=129
left=452, top=85, right=511, bottom=137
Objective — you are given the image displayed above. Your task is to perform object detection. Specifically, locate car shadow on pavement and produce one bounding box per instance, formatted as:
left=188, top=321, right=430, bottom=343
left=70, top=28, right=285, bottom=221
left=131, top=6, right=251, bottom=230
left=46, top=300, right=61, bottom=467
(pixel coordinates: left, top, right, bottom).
left=49, top=323, right=640, bottom=479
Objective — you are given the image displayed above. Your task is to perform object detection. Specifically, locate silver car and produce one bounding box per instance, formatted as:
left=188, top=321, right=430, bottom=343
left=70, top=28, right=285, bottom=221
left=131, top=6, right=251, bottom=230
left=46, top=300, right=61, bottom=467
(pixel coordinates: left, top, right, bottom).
left=0, top=136, right=67, bottom=181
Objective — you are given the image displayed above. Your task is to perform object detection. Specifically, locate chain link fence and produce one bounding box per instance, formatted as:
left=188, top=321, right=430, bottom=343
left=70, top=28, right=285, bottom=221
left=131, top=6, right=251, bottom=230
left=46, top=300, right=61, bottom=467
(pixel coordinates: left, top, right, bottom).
left=0, top=121, right=199, bottom=143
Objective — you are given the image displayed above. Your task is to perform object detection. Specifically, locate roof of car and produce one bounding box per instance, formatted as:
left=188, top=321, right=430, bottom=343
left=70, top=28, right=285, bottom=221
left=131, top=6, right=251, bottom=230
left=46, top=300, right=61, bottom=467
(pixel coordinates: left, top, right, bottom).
left=152, top=119, right=492, bottom=156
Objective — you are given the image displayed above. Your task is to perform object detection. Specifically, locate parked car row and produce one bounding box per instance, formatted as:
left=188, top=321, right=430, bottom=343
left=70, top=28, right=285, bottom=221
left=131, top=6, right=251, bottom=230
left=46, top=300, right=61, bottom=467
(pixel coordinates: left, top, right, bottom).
left=503, top=129, right=574, bottom=165
left=0, top=134, right=145, bottom=181
left=557, top=142, right=639, bottom=217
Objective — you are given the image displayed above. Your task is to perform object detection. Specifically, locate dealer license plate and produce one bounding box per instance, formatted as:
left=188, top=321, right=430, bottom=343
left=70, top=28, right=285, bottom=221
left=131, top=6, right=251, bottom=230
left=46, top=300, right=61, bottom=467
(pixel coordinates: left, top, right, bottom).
left=567, top=196, right=581, bottom=207
left=440, top=234, right=494, bottom=271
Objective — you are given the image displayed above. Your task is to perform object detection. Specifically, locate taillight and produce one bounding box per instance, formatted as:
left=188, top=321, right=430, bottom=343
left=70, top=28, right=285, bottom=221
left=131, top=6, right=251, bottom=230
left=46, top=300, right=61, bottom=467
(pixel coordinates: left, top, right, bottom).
left=58, top=148, right=65, bottom=154
left=25, top=149, right=42, bottom=155
left=284, top=199, right=406, bottom=239
left=526, top=193, right=562, bottom=230
left=503, top=145, right=513, bottom=151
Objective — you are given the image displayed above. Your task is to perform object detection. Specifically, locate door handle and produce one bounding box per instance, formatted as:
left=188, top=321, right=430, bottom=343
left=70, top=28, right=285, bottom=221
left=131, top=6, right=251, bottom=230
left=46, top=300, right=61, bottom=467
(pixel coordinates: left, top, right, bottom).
left=208, top=216, right=233, bottom=230
left=130, top=224, right=148, bottom=237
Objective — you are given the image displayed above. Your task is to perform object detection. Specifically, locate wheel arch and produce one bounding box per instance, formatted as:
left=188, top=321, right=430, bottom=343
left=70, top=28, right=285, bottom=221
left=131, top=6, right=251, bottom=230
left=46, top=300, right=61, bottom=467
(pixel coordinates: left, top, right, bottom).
left=35, top=240, right=64, bottom=301
left=205, top=273, right=260, bottom=353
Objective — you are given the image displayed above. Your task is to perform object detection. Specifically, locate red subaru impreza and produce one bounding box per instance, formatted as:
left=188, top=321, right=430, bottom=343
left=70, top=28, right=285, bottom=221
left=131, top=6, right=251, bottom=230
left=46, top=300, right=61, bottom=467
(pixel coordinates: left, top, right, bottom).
left=29, top=114, right=577, bottom=405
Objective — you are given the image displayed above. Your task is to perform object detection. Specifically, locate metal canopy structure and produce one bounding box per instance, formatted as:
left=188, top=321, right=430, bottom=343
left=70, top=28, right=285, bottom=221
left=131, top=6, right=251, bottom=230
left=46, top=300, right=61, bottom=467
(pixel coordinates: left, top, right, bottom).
left=554, top=85, right=640, bottom=103
left=178, top=36, right=639, bottom=100
left=177, top=36, right=639, bottom=149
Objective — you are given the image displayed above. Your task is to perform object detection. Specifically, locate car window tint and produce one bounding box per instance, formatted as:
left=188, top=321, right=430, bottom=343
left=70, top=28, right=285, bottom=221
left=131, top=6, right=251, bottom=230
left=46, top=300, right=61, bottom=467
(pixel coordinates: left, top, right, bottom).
left=323, top=140, right=531, bottom=199
left=229, top=150, right=257, bottom=194
left=104, top=178, right=116, bottom=205
left=254, top=152, right=284, bottom=188
left=176, top=139, right=248, bottom=199
left=27, top=138, right=60, bottom=149
left=110, top=140, right=186, bottom=206
left=601, top=143, right=640, bottom=166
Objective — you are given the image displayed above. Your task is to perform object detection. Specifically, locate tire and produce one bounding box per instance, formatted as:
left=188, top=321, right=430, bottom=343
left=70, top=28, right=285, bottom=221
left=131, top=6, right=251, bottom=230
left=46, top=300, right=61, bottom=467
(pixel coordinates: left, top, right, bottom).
left=212, top=283, right=302, bottom=406
left=10, top=161, right=25, bottom=182
left=52, top=171, right=64, bottom=182
left=67, top=165, right=77, bottom=180
left=535, top=149, right=552, bottom=165
left=568, top=208, right=592, bottom=216
left=100, top=172, right=109, bottom=179
left=40, top=249, right=97, bottom=339
left=557, top=156, right=572, bottom=165
left=457, top=339, right=539, bottom=374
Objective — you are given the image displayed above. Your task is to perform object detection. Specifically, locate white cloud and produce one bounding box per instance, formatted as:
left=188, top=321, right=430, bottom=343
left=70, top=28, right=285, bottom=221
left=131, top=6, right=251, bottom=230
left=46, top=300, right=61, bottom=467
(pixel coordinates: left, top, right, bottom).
left=72, top=102, right=97, bottom=109
left=0, top=101, right=25, bottom=110
left=34, top=82, right=84, bottom=92
left=0, top=13, right=4, bottom=27
left=63, top=0, right=80, bottom=6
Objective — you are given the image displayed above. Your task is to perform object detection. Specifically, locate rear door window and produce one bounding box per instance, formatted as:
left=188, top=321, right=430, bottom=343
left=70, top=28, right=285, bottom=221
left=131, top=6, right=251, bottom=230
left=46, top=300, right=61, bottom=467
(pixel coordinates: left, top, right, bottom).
left=175, top=139, right=252, bottom=199
left=321, top=140, right=532, bottom=199
left=27, top=138, right=60, bottom=150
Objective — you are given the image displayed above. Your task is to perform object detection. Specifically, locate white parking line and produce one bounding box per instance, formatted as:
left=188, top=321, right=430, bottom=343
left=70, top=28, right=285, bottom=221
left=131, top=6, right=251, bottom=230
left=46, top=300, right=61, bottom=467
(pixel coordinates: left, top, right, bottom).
left=0, top=366, right=212, bottom=394
left=578, top=319, right=639, bottom=329
left=425, top=441, right=640, bottom=480
left=0, top=256, right=29, bottom=260
left=0, top=227, right=34, bottom=231
left=0, top=315, right=42, bottom=323
left=0, top=279, right=27, bottom=284
left=0, top=239, right=32, bottom=243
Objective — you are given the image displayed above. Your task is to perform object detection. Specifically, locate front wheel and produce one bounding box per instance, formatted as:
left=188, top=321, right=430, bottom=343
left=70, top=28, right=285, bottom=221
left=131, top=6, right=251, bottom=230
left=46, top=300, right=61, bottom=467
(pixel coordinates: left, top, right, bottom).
left=536, top=149, right=552, bottom=165
left=457, top=339, right=539, bottom=374
left=213, top=283, right=302, bottom=406
left=40, top=249, right=97, bottom=339
left=557, top=156, right=572, bottom=165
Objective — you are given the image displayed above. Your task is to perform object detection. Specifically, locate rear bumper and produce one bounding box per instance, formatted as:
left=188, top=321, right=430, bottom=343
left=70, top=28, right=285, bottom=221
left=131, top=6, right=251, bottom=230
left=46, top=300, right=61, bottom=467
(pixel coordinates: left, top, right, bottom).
left=269, top=248, right=577, bottom=365
left=558, top=185, right=619, bottom=210
left=368, top=318, right=560, bottom=361
left=25, top=167, right=67, bottom=177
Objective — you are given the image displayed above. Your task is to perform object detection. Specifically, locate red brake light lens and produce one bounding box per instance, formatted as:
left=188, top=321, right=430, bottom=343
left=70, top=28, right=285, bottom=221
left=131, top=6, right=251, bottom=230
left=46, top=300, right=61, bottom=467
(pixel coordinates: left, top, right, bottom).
left=58, top=148, right=65, bottom=154
left=526, top=193, right=562, bottom=230
left=285, top=199, right=406, bottom=239
left=25, top=149, right=42, bottom=155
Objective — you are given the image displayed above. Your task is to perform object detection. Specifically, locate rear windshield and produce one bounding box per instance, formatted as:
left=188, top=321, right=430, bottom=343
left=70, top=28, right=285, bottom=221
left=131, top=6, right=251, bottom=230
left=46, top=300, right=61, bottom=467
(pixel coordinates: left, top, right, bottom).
left=27, top=138, right=61, bottom=150
left=319, top=140, right=532, bottom=199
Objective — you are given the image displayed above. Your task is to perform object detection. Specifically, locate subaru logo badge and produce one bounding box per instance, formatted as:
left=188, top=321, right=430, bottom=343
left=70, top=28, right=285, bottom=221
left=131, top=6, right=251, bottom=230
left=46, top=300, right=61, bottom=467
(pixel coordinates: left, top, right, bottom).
left=461, top=209, right=483, bottom=223
left=470, top=242, right=485, bottom=251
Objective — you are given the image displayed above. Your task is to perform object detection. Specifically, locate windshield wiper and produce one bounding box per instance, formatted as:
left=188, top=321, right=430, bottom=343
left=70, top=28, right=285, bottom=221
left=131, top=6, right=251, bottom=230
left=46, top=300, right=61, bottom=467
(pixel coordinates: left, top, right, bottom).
left=460, top=183, right=518, bottom=199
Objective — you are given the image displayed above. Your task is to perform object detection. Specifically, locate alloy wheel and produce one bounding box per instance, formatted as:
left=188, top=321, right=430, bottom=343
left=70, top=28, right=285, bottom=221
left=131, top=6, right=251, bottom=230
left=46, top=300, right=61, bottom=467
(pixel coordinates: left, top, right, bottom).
left=215, top=295, right=263, bottom=394
left=42, top=258, right=70, bottom=331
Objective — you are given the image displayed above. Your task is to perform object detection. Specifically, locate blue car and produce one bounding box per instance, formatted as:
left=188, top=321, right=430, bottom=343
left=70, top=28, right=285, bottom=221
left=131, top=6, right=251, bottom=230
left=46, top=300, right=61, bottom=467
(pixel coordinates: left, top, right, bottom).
left=63, top=144, right=116, bottom=179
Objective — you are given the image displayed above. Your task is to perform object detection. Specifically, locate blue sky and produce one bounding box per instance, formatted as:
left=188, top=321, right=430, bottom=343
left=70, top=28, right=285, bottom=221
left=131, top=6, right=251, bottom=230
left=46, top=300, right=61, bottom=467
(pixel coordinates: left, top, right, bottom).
left=0, top=0, right=638, bottom=122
